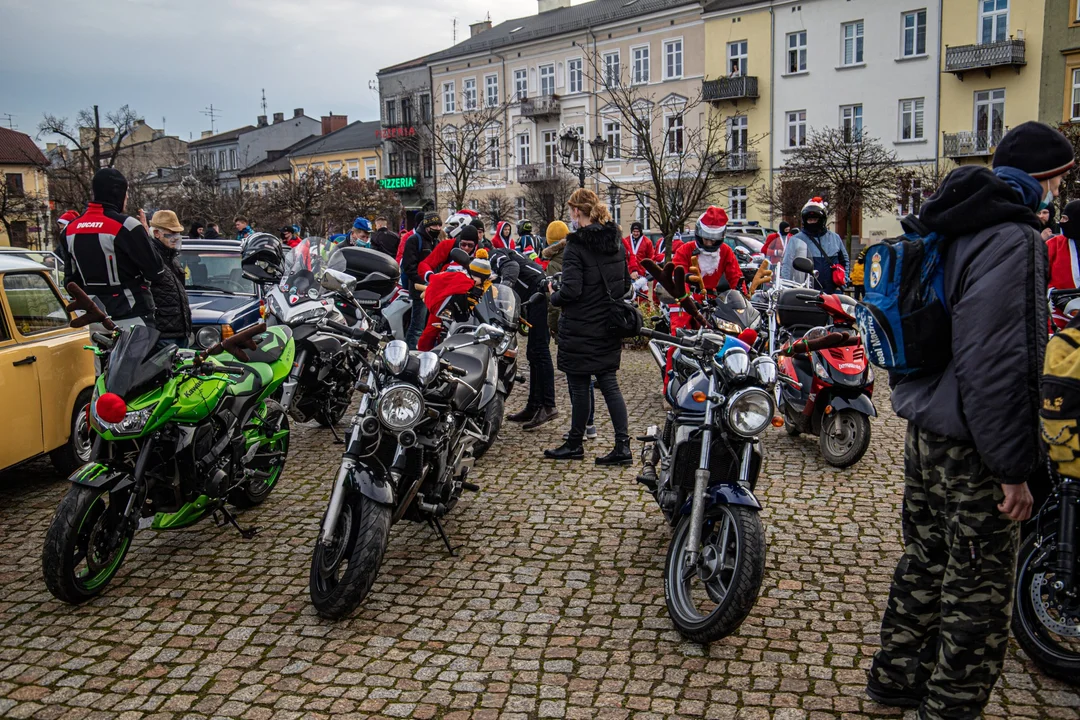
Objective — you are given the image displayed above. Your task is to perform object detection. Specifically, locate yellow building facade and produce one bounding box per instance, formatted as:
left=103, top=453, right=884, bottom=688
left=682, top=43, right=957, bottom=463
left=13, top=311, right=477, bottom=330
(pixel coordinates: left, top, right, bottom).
left=0, top=127, right=51, bottom=249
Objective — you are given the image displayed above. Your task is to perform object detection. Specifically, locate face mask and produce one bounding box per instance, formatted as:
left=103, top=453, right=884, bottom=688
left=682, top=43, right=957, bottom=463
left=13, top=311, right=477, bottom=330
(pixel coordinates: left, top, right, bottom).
left=1039, top=188, right=1054, bottom=211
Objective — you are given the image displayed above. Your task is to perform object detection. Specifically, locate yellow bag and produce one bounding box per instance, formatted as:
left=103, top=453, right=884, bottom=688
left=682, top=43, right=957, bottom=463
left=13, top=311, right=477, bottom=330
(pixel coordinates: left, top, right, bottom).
left=1041, top=323, right=1080, bottom=477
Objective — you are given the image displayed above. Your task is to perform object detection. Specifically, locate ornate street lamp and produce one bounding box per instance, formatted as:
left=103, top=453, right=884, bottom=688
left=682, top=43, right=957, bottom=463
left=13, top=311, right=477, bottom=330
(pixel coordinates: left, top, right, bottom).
left=558, top=129, right=607, bottom=188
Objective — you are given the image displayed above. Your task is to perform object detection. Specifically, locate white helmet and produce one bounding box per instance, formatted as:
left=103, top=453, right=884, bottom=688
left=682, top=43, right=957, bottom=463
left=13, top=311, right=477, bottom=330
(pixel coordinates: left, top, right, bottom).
left=443, top=212, right=473, bottom=239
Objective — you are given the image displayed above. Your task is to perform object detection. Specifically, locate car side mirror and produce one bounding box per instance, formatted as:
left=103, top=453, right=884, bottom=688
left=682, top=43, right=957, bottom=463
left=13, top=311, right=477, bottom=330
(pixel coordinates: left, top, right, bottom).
left=793, top=256, right=815, bottom=274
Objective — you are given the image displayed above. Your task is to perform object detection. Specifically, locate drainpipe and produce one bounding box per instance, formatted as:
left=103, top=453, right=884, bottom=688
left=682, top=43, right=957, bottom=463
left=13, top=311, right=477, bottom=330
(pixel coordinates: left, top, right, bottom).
left=768, top=4, right=776, bottom=225
left=495, top=51, right=510, bottom=189
left=935, top=0, right=942, bottom=180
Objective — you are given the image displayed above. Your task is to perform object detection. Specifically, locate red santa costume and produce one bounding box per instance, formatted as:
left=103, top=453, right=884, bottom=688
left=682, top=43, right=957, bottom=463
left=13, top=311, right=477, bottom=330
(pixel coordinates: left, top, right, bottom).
left=1048, top=233, right=1080, bottom=329
left=418, top=251, right=492, bottom=351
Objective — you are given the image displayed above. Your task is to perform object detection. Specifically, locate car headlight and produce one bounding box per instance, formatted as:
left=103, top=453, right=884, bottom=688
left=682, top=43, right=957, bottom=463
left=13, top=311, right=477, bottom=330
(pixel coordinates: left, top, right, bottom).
left=725, top=387, right=773, bottom=437
left=196, top=325, right=220, bottom=349
left=377, top=384, right=424, bottom=431
left=92, top=401, right=156, bottom=435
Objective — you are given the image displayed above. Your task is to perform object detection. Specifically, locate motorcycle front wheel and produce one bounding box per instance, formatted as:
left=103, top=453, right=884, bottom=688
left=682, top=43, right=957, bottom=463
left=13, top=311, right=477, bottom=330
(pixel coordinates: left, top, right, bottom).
left=474, top=393, right=505, bottom=459
left=309, top=493, right=392, bottom=619
left=42, top=483, right=135, bottom=604
left=819, top=409, right=871, bottom=468
left=1011, top=527, right=1080, bottom=687
left=231, top=400, right=291, bottom=508
left=663, top=504, right=766, bottom=644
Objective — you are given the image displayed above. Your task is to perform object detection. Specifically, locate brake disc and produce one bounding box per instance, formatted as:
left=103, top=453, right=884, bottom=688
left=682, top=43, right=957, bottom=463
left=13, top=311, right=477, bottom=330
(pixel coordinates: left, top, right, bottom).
left=1031, top=573, right=1080, bottom=637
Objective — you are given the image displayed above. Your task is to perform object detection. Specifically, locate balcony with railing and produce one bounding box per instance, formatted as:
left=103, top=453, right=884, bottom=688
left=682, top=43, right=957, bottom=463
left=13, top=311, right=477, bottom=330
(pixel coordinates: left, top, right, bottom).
left=519, top=95, right=561, bottom=120
left=516, top=163, right=561, bottom=183
left=944, top=39, right=1025, bottom=77
left=702, top=76, right=759, bottom=103
left=942, top=129, right=1005, bottom=158
left=713, top=151, right=759, bottom=173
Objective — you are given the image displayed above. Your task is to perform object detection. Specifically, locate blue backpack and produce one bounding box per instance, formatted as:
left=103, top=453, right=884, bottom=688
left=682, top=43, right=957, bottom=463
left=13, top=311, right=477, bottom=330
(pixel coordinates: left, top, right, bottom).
left=854, top=218, right=952, bottom=374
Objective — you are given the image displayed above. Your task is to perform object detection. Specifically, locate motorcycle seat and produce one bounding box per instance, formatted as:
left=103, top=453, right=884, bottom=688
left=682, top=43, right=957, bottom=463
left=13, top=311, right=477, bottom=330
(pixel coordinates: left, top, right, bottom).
left=242, top=326, right=293, bottom=365
left=225, top=362, right=274, bottom=397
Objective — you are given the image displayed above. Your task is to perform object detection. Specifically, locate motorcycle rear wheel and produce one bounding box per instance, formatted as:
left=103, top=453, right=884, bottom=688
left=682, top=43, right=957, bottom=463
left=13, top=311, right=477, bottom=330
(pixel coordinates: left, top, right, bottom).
left=309, top=493, right=392, bottom=619
left=1011, top=528, right=1080, bottom=687
left=42, top=484, right=135, bottom=604
left=663, top=504, right=766, bottom=644
left=819, top=409, right=870, bottom=468
left=231, top=401, right=290, bottom=508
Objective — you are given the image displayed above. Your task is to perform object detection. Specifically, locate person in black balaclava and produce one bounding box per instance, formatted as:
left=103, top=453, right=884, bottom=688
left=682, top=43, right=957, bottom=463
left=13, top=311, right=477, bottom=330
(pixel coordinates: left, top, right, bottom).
left=1038, top=200, right=1060, bottom=240
left=400, top=211, right=443, bottom=348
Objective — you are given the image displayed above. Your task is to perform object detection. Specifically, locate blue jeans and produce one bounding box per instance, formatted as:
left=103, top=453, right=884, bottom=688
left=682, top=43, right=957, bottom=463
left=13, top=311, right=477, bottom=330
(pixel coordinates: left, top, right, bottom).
left=405, top=287, right=427, bottom=350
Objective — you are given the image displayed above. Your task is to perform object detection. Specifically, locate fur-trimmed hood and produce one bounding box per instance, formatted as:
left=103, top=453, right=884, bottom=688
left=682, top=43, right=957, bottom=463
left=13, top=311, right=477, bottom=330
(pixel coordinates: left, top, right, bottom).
left=567, top=221, right=621, bottom=256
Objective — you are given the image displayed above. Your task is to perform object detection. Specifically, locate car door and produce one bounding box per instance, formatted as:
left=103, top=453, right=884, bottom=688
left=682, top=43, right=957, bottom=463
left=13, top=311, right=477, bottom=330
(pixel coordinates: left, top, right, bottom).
left=0, top=271, right=44, bottom=470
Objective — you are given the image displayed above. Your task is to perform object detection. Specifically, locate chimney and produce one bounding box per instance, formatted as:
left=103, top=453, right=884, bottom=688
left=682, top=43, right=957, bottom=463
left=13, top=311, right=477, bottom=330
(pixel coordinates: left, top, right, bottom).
left=293, top=108, right=304, bottom=118
left=257, top=115, right=268, bottom=127
left=321, top=114, right=348, bottom=135
left=273, top=112, right=285, bottom=124
left=46, top=142, right=57, bottom=152
left=538, top=0, right=570, bottom=12
left=201, top=130, right=213, bottom=138
left=470, top=20, right=492, bottom=37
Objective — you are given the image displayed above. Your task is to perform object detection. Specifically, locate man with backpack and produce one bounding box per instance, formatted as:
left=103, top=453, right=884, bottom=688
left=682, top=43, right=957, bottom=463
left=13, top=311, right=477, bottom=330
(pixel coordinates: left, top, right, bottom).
left=866, top=121, right=1073, bottom=720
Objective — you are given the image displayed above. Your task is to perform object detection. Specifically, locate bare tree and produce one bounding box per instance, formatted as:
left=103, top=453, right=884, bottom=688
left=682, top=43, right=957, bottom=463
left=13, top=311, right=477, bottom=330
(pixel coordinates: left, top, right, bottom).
left=430, top=97, right=514, bottom=212
left=38, top=105, right=143, bottom=206
left=758, top=175, right=820, bottom=228
left=0, top=175, right=48, bottom=248
left=769, top=126, right=903, bottom=252
left=156, top=166, right=258, bottom=231
left=1058, top=122, right=1080, bottom=208
left=482, top=190, right=515, bottom=227
left=322, top=177, right=404, bottom=235
left=521, top=173, right=577, bottom=227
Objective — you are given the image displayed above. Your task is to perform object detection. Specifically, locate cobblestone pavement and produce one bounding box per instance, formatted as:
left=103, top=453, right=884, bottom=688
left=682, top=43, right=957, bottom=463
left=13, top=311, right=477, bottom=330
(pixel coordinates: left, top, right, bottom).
left=0, top=349, right=1078, bottom=720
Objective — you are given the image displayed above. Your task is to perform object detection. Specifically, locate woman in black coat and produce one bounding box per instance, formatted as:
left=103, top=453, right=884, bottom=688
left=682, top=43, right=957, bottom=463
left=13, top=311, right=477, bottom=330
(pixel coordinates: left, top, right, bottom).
left=545, top=188, right=632, bottom=464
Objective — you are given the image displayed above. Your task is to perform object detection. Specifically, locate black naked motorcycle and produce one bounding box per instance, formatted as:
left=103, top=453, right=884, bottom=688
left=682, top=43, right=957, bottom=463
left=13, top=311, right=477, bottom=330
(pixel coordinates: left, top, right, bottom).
left=308, top=325, right=507, bottom=619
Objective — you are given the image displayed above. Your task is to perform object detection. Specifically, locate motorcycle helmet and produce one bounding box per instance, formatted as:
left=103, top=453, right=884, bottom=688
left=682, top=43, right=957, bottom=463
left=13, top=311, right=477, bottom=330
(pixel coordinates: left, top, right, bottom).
left=694, top=206, right=729, bottom=253
left=241, top=232, right=285, bottom=282
left=517, top=219, right=533, bottom=236
left=800, top=196, right=828, bottom=224
left=443, top=212, right=473, bottom=239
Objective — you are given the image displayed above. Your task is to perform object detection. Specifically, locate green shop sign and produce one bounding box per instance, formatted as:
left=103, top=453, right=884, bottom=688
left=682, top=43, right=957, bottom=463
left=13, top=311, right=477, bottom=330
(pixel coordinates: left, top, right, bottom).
left=379, top=176, right=418, bottom=190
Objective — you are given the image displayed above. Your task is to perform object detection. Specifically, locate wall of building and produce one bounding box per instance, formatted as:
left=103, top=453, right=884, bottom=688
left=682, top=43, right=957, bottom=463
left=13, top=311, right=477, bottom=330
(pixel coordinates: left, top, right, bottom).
left=0, top=165, right=49, bottom=248
left=1040, top=0, right=1080, bottom=125
left=238, top=115, right=322, bottom=173
left=378, top=65, right=437, bottom=214
left=291, top=147, right=382, bottom=181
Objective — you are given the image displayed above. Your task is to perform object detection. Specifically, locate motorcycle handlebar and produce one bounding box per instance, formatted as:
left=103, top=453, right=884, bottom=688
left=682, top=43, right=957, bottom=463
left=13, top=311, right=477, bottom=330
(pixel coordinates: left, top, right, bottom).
left=638, top=326, right=697, bottom=349
left=777, top=332, right=859, bottom=356
left=441, top=360, right=468, bottom=377
left=324, top=319, right=383, bottom=347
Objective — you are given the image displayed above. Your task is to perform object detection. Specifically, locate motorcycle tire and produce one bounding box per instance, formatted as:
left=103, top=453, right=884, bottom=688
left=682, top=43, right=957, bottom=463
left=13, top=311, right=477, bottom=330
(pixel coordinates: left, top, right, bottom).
left=230, top=401, right=290, bottom=508
left=1011, top=528, right=1080, bottom=687
left=819, top=409, right=871, bottom=468
left=49, top=388, right=94, bottom=475
left=663, top=505, right=766, bottom=644
left=42, top=483, right=135, bottom=604
left=474, top=393, right=505, bottom=459
left=309, top=493, right=392, bottom=620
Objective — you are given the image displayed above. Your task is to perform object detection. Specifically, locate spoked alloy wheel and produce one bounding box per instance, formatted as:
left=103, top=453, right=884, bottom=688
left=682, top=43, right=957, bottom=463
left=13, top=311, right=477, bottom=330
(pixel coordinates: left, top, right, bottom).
left=819, top=409, right=870, bottom=468
left=309, top=493, right=392, bottom=619
left=663, top=505, right=766, bottom=644
left=1012, top=530, right=1080, bottom=687
left=231, top=400, right=290, bottom=508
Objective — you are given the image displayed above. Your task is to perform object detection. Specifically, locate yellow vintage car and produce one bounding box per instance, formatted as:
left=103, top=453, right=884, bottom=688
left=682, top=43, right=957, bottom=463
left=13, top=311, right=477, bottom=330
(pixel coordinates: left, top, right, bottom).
left=0, top=255, right=95, bottom=474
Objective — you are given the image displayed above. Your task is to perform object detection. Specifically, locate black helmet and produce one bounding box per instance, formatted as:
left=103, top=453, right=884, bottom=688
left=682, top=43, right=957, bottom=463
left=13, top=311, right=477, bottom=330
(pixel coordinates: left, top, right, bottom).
left=241, top=233, right=284, bottom=283
left=800, top=197, right=828, bottom=223
left=517, top=219, right=533, bottom=236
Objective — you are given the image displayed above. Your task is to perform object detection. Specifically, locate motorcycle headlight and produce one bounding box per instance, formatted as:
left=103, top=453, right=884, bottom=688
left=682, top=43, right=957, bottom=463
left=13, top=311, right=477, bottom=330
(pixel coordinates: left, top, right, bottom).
left=195, top=325, right=221, bottom=349
left=267, top=294, right=283, bottom=318
left=92, top=402, right=156, bottom=436
left=417, top=351, right=440, bottom=386
left=725, top=387, right=773, bottom=438
left=720, top=347, right=750, bottom=379
left=377, top=384, right=424, bottom=431
left=751, top=356, right=777, bottom=386
left=811, top=353, right=830, bottom=381
left=289, top=306, right=329, bottom=325
left=383, top=340, right=410, bottom=375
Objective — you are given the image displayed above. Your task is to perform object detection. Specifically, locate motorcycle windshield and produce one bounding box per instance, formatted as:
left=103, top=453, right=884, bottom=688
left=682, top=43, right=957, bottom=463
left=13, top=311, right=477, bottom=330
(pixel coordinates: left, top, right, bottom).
left=105, top=325, right=172, bottom=398
left=278, top=239, right=324, bottom=304
left=476, top=284, right=518, bottom=326
left=779, top=236, right=813, bottom=287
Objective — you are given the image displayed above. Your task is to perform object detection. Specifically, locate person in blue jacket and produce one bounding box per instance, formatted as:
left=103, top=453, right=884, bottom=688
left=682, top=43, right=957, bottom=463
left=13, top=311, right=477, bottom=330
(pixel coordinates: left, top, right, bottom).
left=779, top=197, right=849, bottom=294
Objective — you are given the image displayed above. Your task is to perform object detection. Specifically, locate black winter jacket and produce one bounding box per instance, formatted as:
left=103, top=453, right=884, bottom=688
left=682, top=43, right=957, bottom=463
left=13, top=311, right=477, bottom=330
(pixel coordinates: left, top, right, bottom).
left=552, top=221, right=630, bottom=374
left=400, top=226, right=438, bottom=289
left=371, top=228, right=399, bottom=258
left=891, top=165, right=1046, bottom=484
left=150, top=240, right=192, bottom=339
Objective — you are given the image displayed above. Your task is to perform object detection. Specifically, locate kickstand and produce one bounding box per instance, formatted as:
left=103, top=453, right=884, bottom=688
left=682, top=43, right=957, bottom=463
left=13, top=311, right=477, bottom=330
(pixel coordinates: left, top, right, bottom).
left=216, top=506, right=260, bottom=539
left=327, top=423, right=344, bottom=444
left=428, top=517, right=459, bottom=556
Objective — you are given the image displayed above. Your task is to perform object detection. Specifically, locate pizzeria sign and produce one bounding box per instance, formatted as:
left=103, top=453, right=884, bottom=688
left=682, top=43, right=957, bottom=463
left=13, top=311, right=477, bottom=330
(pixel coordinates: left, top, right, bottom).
left=379, top=176, right=419, bottom=190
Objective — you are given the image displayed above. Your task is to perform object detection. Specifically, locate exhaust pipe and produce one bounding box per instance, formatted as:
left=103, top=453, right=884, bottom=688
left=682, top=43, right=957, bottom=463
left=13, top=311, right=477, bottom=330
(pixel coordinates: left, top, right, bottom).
left=648, top=340, right=664, bottom=369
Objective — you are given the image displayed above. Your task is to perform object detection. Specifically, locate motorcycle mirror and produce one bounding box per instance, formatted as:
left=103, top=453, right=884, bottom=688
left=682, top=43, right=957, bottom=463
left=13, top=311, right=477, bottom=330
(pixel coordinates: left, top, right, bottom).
left=321, top=268, right=357, bottom=295
left=449, top=248, right=472, bottom=267
left=475, top=323, right=506, bottom=346
left=1066, top=298, right=1080, bottom=319
left=792, top=256, right=815, bottom=274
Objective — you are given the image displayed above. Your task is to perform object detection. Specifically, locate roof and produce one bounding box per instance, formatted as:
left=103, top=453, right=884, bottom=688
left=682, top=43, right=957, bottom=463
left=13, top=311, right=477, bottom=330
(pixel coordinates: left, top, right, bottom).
left=288, top=120, right=381, bottom=158
left=421, top=0, right=697, bottom=65
left=0, top=127, right=47, bottom=166
left=0, top=253, right=50, bottom=273
left=188, top=125, right=256, bottom=148
left=378, top=53, right=438, bottom=76
left=238, top=135, right=323, bottom=177
left=701, top=0, right=764, bottom=12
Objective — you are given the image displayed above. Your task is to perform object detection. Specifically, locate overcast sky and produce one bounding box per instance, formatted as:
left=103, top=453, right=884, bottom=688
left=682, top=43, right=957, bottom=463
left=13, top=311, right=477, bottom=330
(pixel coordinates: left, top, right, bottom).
left=1, top=0, right=549, bottom=146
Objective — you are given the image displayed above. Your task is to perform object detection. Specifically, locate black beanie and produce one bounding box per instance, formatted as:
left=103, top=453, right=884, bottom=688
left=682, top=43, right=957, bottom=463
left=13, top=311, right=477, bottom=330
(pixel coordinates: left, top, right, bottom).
left=992, top=121, right=1076, bottom=180
left=1060, top=200, right=1080, bottom=240
left=469, top=217, right=485, bottom=233
left=92, top=168, right=128, bottom=208
left=630, top=221, right=643, bottom=233
left=457, top=224, right=480, bottom=244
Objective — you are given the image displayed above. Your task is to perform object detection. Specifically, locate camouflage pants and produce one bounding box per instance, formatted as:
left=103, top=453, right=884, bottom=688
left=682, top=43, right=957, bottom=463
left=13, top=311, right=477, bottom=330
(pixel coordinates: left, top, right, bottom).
left=870, top=423, right=1020, bottom=720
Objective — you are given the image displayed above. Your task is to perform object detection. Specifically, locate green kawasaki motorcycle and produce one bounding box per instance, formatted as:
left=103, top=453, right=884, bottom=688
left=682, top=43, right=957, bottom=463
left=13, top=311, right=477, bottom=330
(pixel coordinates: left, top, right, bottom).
left=42, top=285, right=295, bottom=603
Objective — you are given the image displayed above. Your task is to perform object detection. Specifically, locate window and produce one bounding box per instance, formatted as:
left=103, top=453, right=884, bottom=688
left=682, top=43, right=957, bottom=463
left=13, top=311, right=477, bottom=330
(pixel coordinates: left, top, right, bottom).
left=633, top=117, right=652, bottom=157
left=609, top=188, right=621, bottom=225
left=463, top=78, right=477, bottom=110
left=386, top=99, right=397, bottom=125
left=485, top=74, right=499, bottom=108
left=543, top=130, right=559, bottom=167
left=514, top=69, right=528, bottom=101
left=902, top=10, right=927, bottom=57
left=420, top=93, right=432, bottom=122
left=423, top=150, right=433, bottom=179
left=664, top=39, right=683, bottom=79
left=604, top=119, right=622, bottom=159
left=979, top=0, right=1008, bottom=44
left=842, top=21, right=864, bottom=66
left=229, top=149, right=237, bottom=169
left=388, top=152, right=400, bottom=176
left=7, top=221, right=28, bottom=249
left=367, top=161, right=378, bottom=180
left=568, top=124, right=585, bottom=164
left=666, top=114, right=684, bottom=154
left=539, top=64, right=556, bottom=96
left=347, top=161, right=359, bottom=179
left=729, top=115, right=748, bottom=153
left=632, top=45, right=650, bottom=84
left=401, top=96, right=414, bottom=125
left=468, top=199, right=479, bottom=212
left=517, top=133, right=531, bottom=166
left=3, top=273, right=67, bottom=335
left=786, top=110, right=807, bottom=148
left=603, top=51, right=621, bottom=88
left=787, top=31, right=808, bottom=73
left=486, top=125, right=501, bottom=168
left=975, top=88, right=1006, bottom=145
left=219, top=150, right=227, bottom=169
left=636, top=198, right=650, bottom=230
left=568, top=58, right=583, bottom=93
left=729, top=187, right=748, bottom=221
left=4, top=173, right=24, bottom=197
left=841, top=104, right=863, bottom=142
left=898, top=175, right=924, bottom=216
left=516, top=197, right=527, bottom=221
left=404, top=153, right=419, bottom=177
left=899, top=98, right=925, bottom=141
left=442, top=81, right=456, bottom=113
left=1072, top=68, right=1080, bottom=120
left=728, top=40, right=748, bottom=76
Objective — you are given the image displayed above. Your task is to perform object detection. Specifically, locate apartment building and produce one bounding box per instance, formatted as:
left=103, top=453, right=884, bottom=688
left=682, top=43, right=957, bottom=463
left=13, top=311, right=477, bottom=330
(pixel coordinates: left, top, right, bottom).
left=0, top=128, right=49, bottom=249
left=421, top=0, right=706, bottom=230
left=378, top=55, right=437, bottom=228
left=1040, top=0, right=1080, bottom=126
left=289, top=120, right=382, bottom=181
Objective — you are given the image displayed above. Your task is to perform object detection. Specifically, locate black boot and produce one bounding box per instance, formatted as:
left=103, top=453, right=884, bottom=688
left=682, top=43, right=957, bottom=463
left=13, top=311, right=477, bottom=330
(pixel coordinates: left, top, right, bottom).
left=596, top=440, right=633, bottom=466
left=865, top=679, right=925, bottom=709
left=523, top=406, right=558, bottom=431
left=544, top=441, right=584, bottom=460
left=507, top=405, right=538, bottom=423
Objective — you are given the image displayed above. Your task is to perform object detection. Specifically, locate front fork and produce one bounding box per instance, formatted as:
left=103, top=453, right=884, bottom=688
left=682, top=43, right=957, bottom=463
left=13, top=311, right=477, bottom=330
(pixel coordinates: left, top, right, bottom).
left=1056, top=477, right=1079, bottom=592
left=319, top=371, right=373, bottom=545
left=279, top=348, right=307, bottom=411
left=685, top=376, right=718, bottom=566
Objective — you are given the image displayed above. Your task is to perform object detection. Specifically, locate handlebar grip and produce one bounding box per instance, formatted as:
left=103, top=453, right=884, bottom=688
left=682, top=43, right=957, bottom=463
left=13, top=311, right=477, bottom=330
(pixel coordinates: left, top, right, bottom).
left=445, top=363, right=468, bottom=377
left=638, top=327, right=696, bottom=349
left=325, top=319, right=381, bottom=345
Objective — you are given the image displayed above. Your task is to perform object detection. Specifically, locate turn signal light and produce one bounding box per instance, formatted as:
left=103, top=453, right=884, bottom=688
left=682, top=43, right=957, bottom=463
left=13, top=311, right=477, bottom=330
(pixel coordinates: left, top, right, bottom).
left=824, top=405, right=834, bottom=415
left=221, top=324, right=235, bottom=340
left=771, top=416, right=784, bottom=428
left=692, top=391, right=708, bottom=403
left=96, top=392, right=127, bottom=423
left=503, top=349, right=517, bottom=359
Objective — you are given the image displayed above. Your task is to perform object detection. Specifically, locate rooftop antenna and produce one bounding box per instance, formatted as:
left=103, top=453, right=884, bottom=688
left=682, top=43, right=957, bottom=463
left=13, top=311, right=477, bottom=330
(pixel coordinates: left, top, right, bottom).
left=452, top=17, right=457, bottom=44
left=201, top=104, right=220, bottom=134
left=161, top=116, right=166, bottom=134
left=261, top=89, right=267, bottom=116
left=0, top=113, right=15, bottom=130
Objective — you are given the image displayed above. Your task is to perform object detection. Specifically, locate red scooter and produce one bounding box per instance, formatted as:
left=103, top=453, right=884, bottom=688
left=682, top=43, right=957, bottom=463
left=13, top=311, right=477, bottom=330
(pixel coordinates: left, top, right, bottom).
left=773, top=289, right=876, bottom=467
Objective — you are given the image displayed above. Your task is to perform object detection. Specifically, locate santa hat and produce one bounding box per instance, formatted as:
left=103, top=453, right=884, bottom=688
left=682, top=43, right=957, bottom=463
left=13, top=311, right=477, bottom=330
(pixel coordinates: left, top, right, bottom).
left=458, top=208, right=479, bottom=218
left=695, top=206, right=729, bottom=241
left=58, top=210, right=79, bottom=227
left=802, top=197, right=828, bottom=217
